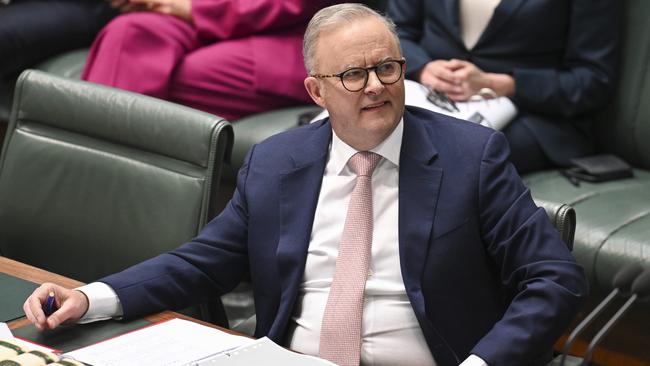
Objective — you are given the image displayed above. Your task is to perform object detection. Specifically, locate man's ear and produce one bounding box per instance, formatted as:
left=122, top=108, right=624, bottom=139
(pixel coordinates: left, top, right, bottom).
left=304, top=77, right=326, bottom=108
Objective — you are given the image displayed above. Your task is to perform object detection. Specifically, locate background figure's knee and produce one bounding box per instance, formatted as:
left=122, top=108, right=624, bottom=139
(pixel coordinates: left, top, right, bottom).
left=99, top=12, right=193, bottom=45
left=502, top=121, right=552, bottom=175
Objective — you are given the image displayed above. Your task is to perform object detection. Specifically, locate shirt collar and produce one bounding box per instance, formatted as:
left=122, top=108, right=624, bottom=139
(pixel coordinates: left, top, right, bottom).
left=329, top=118, right=403, bottom=175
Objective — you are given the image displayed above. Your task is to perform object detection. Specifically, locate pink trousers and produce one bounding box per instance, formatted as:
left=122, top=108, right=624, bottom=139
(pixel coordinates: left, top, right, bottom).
left=82, top=13, right=312, bottom=121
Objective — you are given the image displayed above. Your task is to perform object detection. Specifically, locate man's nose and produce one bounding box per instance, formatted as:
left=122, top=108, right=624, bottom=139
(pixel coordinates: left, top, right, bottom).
left=364, top=71, right=385, bottom=94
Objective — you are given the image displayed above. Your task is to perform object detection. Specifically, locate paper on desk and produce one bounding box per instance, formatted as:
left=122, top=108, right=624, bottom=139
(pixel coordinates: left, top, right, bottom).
left=0, top=322, right=12, bottom=339
left=65, top=318, right=254, bottom=366
left=192, top=337, right=337, bottom=366
left=1, top=324, right=61, bottom=354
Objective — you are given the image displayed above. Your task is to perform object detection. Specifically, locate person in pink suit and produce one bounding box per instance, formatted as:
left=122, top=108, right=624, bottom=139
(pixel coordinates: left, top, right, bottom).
left=82, top=0, right=338, bottom=121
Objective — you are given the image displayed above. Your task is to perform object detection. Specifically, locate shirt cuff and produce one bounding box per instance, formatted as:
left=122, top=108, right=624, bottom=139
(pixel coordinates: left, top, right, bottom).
left=459, top=354, right=488, bottom=366
left=76, top=282, right=123, bottom=323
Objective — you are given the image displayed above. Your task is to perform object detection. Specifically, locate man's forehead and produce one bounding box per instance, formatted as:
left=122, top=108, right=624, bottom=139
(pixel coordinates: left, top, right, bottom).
left=316, top=22, right=400, bottom=69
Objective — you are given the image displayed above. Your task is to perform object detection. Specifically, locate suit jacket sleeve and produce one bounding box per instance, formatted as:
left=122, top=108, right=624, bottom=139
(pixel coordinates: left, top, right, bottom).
left=98, top=148, right=257, bottom=319
left=471, top=132, right=588, bottom=365
left=511, top=0, right=621, bottom=117
left=191, top=0, right=336, bottom=41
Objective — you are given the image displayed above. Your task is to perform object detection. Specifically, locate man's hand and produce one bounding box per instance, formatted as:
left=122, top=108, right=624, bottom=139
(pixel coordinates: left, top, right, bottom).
left=23, top=283, right=89, bottom=331
left=418, top=59, right=515, bottom=101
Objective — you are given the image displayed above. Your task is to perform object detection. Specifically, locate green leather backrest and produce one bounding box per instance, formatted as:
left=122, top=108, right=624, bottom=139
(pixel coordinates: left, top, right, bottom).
left=595, top=0, right=650, bottom=169
left=0, top=70, right=233, bottom=283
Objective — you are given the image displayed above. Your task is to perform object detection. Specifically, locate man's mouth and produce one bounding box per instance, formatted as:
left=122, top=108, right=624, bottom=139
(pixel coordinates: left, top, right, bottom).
left=362, top=101, right=388, bottom=111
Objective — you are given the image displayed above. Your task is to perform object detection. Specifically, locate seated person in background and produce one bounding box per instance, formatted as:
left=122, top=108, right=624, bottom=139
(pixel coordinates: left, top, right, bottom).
left=0, top=0, right=116, bottom=80
left=25, top=4, right=587, bottom=366
left=388, top=0, right=621, bottom=174
left=82, top=0, right=339, bottom=122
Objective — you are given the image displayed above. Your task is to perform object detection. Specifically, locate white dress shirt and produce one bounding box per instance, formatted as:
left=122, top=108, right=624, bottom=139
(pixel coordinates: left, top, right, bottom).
left=78, top=120, right=487, bottom=366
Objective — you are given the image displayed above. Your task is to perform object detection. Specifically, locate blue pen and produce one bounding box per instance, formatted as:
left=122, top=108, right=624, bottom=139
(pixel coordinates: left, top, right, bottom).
left=44, top=292, right=57, bottom=316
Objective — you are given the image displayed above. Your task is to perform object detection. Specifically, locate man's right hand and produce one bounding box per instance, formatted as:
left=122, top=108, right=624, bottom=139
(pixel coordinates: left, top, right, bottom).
left=23, top=283, right=89, bottom=331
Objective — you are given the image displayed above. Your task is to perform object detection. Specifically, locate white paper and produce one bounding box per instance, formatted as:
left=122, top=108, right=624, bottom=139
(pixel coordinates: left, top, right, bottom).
left=0, top=322, right=13, bottom=339
left=0, top=324, right=60, bottom=354
left=403, top=79, right=517, bottom=130
left=12, top=337, right=60, bottom=353
left=65, top=318, right=254, bottom=366
left=192, top=337, right=337, bottom=366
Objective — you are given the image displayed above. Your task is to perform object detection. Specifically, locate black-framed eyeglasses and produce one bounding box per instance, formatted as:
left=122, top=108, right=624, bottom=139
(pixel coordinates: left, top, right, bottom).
left=311, top=58, right=406, bottom=92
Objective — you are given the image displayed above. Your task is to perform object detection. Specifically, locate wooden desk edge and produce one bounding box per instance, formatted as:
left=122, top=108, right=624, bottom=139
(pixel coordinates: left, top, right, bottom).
left=1, top=257, right=240, bottom=336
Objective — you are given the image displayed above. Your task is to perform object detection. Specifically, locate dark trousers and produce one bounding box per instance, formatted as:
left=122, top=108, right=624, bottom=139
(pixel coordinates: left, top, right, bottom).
left=502, top=117, right=553, bottom=175
left=0, top=0, right=117, bottom=78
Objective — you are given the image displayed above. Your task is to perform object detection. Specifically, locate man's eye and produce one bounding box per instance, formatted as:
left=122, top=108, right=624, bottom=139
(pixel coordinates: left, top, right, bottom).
left=377, top=62, right=397, bottom=75
left=342, top=69, right=366, bottom=80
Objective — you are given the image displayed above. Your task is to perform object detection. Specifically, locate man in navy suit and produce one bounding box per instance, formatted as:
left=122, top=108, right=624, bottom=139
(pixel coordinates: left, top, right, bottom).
left=24, top=4, right=587, bottom=366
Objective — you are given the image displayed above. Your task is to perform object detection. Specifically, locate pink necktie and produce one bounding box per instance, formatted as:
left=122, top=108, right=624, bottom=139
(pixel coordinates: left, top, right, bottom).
left=319, top=151, right=383, bottom=366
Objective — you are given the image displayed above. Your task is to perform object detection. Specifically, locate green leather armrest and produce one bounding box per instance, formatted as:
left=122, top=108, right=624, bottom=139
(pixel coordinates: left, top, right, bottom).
left=534, top=199, right=576, bottom=251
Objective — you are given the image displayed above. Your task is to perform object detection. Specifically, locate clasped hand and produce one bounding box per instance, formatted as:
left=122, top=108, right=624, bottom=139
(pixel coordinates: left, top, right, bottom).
left=419, top=59, right=514, bottom=102
left=107, top=0, right=192, bottom=22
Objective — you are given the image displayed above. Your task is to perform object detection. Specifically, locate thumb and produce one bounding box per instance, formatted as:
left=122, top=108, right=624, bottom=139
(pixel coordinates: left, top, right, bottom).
left=45, top=308, right=66, bottom=329
left=45, top=295, right=85, bottom=329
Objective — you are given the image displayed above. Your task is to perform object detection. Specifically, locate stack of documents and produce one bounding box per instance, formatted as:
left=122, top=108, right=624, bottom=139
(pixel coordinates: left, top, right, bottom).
left=60, top=318, right=335, bottom=366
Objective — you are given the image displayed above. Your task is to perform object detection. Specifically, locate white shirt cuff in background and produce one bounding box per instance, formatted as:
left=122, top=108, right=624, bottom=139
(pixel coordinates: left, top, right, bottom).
left=76, top=282, right=123, bottom=323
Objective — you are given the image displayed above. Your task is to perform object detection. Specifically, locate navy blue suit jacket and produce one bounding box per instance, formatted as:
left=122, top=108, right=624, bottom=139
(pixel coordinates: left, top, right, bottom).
left=101, top=107, right=587, bottom=366
left=388, top=0, right=621, bottom=166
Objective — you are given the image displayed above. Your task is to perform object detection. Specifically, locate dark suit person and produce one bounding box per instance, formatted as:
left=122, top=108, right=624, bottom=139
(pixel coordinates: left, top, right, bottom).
left=24, top=4, right=587, bottom=366
left=0, top=0, right=117, bottom=79
left=388, top=0, right=621, bottom=173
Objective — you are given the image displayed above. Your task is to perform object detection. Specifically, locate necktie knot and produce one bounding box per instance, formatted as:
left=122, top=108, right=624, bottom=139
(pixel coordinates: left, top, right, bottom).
left=349, top=151, right=382, bottom=177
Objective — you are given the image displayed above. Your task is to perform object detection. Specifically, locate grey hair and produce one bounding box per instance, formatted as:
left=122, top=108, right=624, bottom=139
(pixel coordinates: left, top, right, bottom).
left=303, top=3, right=402, bottom=74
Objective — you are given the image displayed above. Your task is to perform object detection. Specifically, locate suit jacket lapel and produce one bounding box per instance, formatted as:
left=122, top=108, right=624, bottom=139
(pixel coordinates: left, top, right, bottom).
left=442, top=0, right=464, bottom=47
left=273, top=121, right=331, bottom=336
left=476, top=0, right=526, bottom=47
left=398, top=109, right=443, bottom=316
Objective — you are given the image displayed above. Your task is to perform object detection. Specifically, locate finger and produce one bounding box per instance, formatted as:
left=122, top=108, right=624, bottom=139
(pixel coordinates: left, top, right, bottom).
left=25, top=293, right=48, bottom=330
left=432, top=67, right=457, bottom=84
left=45, top=301, right=72, bottom=330
left=447, top=92, right=467, bottom=102
left=22, top=300, right=39, bottom=327
left=431, top=79, right=458, bottom=94
left=448, top=59, right=469, bottom=69
left=447, top=88, right=472, bottom=101
left=46, top=291, right=88, bottom=329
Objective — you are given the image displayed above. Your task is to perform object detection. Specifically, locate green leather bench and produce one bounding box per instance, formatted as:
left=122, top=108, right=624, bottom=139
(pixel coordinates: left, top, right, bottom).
left=523, top=0, right=650, bottom=361
left=524, top=0, right=650, bottom=295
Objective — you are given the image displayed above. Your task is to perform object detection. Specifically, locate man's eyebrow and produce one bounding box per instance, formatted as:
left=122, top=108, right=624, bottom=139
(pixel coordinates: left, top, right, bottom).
left=341, top=57, right=398, bottom=70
